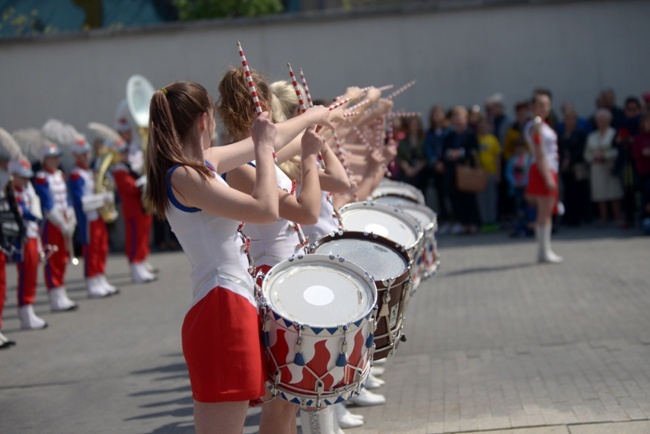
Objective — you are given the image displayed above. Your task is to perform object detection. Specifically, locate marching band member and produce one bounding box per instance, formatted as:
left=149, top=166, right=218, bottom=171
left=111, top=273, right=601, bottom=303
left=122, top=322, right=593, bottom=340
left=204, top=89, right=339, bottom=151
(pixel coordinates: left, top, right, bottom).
left=111, top=141, right=156, bottom=283
left=114, top=115, right=144, bottom=175
left=0, top=132, right=22, bottom=347
left=525, top=89, right=563, bottom=263
left=33, top=144, right=78, bottom=312
left=269, top=80, right=351, bottom=244
left=269, top=81, right=372, bottom=431
left=69, top=139, right=119, bottom=297
left=217, top=68, right=331, bottom=433
left=145, top=80, right=333, bottom=434
left=10, top=158, right=48, bottom=329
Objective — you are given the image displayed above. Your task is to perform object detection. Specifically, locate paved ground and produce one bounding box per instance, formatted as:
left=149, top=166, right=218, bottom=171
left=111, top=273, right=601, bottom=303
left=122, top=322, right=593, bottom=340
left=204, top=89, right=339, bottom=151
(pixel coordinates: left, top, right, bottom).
left=1, top=226, right=649, bottom=434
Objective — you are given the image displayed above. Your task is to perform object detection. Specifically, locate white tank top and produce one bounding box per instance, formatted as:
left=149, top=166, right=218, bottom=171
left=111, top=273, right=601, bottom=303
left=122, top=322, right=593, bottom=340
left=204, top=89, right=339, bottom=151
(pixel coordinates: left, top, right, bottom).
left=301, top=191, right=340, bottom=244
left=166, top=164, right=256, bottom=310
left=524, top=120, right=559, bottom=173
left=241, top=165, right=305, bottom=267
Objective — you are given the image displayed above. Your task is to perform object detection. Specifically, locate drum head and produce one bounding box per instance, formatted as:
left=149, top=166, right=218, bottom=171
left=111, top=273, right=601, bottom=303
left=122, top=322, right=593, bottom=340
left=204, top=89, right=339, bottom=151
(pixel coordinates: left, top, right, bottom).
left=399, top=203, right=437, bottom=232
left=372, top=179, right=425, bottom=205
left=338, top=203, right=421, bottom=251
left=314, top=238, right=407, bottom=281
left=263, top=255, right=376, bottom=327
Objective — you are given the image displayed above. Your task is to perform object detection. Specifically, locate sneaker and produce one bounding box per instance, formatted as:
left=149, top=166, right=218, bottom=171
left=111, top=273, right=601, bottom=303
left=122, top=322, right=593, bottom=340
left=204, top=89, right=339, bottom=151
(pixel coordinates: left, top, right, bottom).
left=438, top=223, right=451, bottom=235
left=87, top=277, right=110, bottom=298
left=450, top=223, right=464, bottom=235
left=370, top=366, right=385, bottom=376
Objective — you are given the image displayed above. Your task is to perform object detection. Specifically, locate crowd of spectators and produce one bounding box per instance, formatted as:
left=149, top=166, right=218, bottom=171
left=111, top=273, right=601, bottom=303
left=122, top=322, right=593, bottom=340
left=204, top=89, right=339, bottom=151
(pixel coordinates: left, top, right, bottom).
left=392, top=88, right=650, bottom=236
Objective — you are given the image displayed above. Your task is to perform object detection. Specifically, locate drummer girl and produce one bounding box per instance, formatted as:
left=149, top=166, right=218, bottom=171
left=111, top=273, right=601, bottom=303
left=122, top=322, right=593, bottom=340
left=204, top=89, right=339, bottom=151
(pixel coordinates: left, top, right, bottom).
left=524, top=89, right=563, bottom=263
left=217, top=67, right=343, bottom=433
left=145, top=81, right=334, bottom=434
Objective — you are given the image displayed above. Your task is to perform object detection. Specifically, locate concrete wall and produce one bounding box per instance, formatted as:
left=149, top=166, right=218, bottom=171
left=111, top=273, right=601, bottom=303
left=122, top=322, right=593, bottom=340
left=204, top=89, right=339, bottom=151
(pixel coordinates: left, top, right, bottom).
left=1, top=0, right=649, bottom=134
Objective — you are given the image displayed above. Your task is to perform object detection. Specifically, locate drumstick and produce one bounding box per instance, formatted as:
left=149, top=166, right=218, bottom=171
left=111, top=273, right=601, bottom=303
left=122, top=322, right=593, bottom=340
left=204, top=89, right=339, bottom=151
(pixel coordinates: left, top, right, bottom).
left=328, top=98, right=350, bottom=111
left=238, top=41, right=276, bottom=161
left=237, top=41, right=263, bottom=116
left=287, top=63, right=307, bottom=114
left=299, top=68, right=313, bottom=108
left=386, top=80, right=416, bottom=100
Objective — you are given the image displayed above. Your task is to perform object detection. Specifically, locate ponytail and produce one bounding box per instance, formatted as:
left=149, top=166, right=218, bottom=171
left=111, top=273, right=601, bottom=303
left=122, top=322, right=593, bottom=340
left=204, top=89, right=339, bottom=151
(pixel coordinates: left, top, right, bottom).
left=145, top=81, right=213, bottom=219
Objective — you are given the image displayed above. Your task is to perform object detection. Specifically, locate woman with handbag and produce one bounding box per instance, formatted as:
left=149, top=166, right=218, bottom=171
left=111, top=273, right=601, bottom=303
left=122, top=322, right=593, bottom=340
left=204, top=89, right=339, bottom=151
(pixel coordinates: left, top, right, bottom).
left=525, top=89, right=562, bottom=263
left=442, top=106, right=481, bottom=234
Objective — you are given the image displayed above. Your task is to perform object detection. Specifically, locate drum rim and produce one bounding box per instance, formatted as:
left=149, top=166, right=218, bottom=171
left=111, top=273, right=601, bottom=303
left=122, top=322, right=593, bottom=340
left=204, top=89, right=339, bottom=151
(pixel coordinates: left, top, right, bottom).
left=338, top=201, right=424, bottom=254
left=312, top=230, right=412, bottom=287
left=261, top=254, right=378, bottom=329
left=396, top=202, right=438, bottom=233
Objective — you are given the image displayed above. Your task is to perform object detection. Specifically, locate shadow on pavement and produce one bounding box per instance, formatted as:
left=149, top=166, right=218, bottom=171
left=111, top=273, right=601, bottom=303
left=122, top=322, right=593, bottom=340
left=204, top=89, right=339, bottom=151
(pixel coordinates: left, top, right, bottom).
left=441, top=261, right=536, bottom=277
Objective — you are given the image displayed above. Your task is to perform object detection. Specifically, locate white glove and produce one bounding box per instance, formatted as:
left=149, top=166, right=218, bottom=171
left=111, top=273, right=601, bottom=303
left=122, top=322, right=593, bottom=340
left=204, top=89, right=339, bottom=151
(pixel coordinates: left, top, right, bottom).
left=64, top=207, right=77, bottom=228
left=46, top=208, right=67, bottom=231
left=135, top=175, right=147, bottom=189
left=82, top=194, right=106, bottom=212
left=103, top=191, right=115, bottom=204
left=63, top=221, right=76, bottom=237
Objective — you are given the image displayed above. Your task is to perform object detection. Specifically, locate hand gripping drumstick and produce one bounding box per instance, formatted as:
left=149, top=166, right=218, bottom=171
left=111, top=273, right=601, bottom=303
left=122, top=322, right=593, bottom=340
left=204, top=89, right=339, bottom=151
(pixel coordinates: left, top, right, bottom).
left=237, top=41, right=276, bottom=160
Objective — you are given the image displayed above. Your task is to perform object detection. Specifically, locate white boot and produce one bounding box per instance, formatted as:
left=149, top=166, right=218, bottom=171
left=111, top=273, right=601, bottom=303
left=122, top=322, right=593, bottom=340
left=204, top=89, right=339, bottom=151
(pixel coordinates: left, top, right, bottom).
left=19, top=305, right=48, bottom=330
left=364, top=373, right=386, bottom=389
left=98, top=274, right=119, bottom=295
left=0, top=331, right=16, bottom=349
left=131, top=262, right=156, bottom=284
left=334, top=403, right=364, bottom=429
left=370, top=366, right=385, bottom=377
left=144, top=261, right=158, bottom=274
left=300, top=407, right=341, bottom=434
left=87, top=277, right=110, bottom=298
left=347, top=388, right=386, bottom=407
left=49, top=287, right=78, bottom=312
left=537, top=225, right=563, bottom=264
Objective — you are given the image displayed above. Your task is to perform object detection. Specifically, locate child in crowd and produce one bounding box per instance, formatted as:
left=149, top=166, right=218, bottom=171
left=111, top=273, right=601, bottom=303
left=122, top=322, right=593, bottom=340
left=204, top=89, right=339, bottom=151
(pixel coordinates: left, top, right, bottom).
left=506, top=139, right=534, bottom=237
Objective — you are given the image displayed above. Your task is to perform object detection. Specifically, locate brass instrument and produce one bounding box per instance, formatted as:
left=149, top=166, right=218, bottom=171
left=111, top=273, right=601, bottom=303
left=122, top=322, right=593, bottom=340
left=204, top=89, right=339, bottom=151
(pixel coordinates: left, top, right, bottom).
left=126, top=75, right=155, bottom=153
left=94, top=147, right=119, bottom=223
left=87, top=122, right=121, bottom=223
left=126, top=75, right=155, bottom=213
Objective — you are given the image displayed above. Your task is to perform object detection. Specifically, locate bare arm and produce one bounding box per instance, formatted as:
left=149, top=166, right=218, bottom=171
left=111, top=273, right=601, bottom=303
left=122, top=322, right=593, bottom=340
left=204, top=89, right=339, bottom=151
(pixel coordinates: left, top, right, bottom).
left=204, top=105, right=335, bottom=173
left=317, top=143, right=351, bottom=193
left=171, top=114, right=279, bottom=224
left=225, top=130, right=323, bottom=225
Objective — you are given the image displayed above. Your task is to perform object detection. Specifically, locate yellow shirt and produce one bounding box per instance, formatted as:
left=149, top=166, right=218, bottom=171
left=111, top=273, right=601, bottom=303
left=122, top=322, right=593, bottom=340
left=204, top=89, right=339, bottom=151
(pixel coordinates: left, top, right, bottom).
left=478, top=134, right=501, bottom=174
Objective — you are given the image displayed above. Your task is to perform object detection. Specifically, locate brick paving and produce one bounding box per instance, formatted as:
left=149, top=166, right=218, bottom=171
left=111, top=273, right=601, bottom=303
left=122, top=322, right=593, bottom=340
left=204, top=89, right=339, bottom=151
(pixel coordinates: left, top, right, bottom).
left=0, top=226, right=649, bottom=433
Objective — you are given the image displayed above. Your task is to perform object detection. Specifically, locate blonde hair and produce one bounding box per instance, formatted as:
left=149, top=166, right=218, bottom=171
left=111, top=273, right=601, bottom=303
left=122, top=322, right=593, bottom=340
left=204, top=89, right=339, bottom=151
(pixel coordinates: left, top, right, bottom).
left=269, top=80, right=303, bottom=123
left=269, top=80, right=305, bottom=182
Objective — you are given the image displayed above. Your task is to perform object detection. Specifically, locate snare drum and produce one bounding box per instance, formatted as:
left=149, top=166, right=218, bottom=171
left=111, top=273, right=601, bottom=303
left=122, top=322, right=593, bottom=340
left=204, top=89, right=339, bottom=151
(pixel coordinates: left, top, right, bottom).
left=370, top=179, right=425, bottom=205
left=260, top=254, right=376, bottom=408
left=337, top=202, right=423, bottom=263
left=312, top=231, right=412, bottom=360
left=395, top=203, right=440, bottom=283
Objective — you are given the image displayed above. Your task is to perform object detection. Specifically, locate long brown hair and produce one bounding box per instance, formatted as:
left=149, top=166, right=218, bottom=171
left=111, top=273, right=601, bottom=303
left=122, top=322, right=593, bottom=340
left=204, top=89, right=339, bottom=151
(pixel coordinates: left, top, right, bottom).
left=145, top=81, right=214, bottom=219
left=216, top=67, right=272, bottom=142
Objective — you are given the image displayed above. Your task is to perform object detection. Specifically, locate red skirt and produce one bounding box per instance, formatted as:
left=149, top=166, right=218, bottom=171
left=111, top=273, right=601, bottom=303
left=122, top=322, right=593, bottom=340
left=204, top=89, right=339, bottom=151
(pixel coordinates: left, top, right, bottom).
left=182, top=286, right=266, bottom=403
left=526, top=163, right=559, bottom=197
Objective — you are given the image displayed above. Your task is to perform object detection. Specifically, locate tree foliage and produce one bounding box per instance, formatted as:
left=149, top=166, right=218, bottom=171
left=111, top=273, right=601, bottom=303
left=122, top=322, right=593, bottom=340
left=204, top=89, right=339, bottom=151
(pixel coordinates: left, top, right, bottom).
left=174, top=0, right=283, bottom=20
